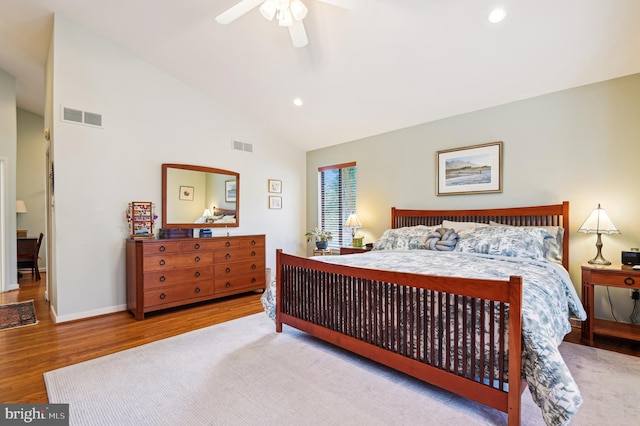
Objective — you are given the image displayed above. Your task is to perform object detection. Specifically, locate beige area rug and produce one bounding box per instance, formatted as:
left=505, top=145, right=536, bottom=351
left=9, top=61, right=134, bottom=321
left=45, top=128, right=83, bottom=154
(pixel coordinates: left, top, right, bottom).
left=0, top=300, right=37, bottom=331
left=44, top=313, right=639, bottom=425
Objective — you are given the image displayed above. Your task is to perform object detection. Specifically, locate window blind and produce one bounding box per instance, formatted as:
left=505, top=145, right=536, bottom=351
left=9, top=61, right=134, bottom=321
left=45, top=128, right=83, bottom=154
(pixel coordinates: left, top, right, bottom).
left=318, top=162, right=357, bottom=247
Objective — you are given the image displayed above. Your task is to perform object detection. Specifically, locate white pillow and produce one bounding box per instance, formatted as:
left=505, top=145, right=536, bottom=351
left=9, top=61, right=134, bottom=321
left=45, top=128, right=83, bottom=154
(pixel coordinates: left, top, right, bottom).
left=373, top=225, right=441, bottom=251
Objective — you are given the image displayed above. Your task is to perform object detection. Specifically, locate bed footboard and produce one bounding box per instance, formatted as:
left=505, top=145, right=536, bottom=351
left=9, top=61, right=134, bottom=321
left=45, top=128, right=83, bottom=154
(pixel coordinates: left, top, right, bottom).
left=275, top=250, right=524, bottom=426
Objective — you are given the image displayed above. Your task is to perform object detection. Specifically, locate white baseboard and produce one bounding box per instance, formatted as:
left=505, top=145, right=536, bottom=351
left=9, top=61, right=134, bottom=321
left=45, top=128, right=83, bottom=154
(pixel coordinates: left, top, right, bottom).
left=51, top=303, right=128, bottom=324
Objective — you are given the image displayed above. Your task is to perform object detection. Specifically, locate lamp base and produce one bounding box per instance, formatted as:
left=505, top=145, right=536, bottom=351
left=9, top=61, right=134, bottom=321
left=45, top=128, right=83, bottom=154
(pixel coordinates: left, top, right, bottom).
left=587, top=257, right=611, bottom=265
left=588, top=233, right=611, bottom=265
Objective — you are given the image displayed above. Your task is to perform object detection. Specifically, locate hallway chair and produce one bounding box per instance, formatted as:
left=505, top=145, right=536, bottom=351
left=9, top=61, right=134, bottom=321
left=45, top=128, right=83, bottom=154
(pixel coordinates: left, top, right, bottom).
left=17, top=232, right=43, bottom=281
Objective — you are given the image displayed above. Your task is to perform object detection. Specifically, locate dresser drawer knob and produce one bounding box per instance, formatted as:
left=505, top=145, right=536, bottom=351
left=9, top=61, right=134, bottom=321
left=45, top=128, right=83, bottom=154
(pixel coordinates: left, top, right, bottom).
left=194, top=256, right=201, bottom=263
left=226, top=241, right=231, bottom=247
left=226, top=267, right=231, bottom=273
left=252, top=277, right=257, bottom=283
left=194, top=243, right=200, bottom=250
left=226, top=253, right=231, bottom=259
left=159, top=293, right=166, bottom=300
left=251, top=264, right=256, bottom=270
left=159, top=276, right=166, bottom=282
left=226, top=282, right=231, bottom=288
left=251, top=240, right=256, bottom=246
left=195, top=287, right=201, bottom=293
left=159, top=246, right=166, bottom=252
left=251, top=251, right=256, bottom=256
left=625, top=277, right=635, bottom=286
left=159, top=259, right=166, bottom=266
left=195, top=271, right=200, bottom=277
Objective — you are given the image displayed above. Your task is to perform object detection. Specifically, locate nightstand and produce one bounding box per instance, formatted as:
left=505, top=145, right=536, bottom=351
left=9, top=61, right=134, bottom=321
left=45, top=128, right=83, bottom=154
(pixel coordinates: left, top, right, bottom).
left=313, top=248, right=339, bottom=256
left=339, top=246, right=371, bottom=255
left=581, top=263, right=640, bottom=346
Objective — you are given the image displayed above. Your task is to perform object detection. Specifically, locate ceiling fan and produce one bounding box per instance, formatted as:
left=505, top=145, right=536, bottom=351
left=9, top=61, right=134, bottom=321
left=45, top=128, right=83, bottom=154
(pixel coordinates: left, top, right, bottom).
left=215, top=0, right=359, bottom=48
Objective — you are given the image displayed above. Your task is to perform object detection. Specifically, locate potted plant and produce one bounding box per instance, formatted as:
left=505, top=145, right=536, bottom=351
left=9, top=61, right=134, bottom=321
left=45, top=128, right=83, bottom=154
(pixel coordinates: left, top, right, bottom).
left=305, top=227, right=333, bottom=250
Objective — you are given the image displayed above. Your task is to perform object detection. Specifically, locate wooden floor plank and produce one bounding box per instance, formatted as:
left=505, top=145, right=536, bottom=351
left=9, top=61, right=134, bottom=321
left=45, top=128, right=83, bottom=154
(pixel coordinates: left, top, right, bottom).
left=0, top=273, right=264, bottom=403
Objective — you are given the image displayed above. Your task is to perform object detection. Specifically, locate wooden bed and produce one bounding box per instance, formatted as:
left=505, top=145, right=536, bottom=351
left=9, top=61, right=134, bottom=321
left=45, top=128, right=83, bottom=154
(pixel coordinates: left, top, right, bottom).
left=275, top=202, right=569, bottom=426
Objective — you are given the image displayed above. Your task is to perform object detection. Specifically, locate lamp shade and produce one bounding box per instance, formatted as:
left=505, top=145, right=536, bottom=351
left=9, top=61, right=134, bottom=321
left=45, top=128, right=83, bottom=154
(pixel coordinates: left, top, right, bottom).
left=578, top=204, right=620, bottom=234
left=16, top=200, right=27, bottom=214
left=344, top=213, right=362, bottom=228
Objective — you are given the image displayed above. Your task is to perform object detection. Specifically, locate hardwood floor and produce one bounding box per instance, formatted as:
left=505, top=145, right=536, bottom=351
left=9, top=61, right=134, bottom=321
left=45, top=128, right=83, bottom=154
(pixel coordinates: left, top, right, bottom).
left=0, top=272, right=264, bottom=404
left=1, top=272, right=638, bottom=405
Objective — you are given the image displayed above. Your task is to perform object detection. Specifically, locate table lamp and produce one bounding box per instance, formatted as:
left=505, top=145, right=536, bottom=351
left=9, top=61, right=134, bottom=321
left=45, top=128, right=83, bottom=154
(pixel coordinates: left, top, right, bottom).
left=578, top=203, right=620, bottom=265
left=344, top=213, right=362, bottom=246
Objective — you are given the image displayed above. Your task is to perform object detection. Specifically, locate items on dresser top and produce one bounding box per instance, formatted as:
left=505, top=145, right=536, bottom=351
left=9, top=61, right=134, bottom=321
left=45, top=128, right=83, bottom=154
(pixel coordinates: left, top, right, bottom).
left=126, top=235, right=265, bottom=320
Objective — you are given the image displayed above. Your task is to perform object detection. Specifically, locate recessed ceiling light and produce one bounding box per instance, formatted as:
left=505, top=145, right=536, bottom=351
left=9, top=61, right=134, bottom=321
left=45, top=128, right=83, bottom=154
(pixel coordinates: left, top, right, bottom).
left=488, top=8, right=506, bottom=23
left=293, top=98, right=303, bottom=106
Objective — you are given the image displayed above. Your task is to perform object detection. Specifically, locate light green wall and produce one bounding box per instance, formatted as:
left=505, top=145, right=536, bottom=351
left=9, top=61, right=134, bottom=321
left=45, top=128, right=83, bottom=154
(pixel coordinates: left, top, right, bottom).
left=0, top=68, right=18, bottom=291
left=16, top=108, right=46, bottom=270
left=307, top=73, right=640, bottom=322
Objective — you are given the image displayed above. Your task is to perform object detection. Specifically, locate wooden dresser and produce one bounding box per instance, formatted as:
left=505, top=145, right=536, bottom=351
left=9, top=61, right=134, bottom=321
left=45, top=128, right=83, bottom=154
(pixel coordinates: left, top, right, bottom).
left=126, top=235, right=265, bottom=319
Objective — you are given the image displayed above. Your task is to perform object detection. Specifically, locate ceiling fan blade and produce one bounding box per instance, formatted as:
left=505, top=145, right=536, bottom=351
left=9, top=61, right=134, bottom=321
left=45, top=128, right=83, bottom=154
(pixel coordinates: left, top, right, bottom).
left=215, top=0, right=265, bottom=24
left=315, top=0, right=365, bottom=10
left=288, top=20, right=308, bottom=48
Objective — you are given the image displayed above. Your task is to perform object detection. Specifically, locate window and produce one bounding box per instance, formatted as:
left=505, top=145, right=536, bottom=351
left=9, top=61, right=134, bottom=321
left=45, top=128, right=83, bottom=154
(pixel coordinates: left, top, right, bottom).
left=318, top=162, right=357, bottom=247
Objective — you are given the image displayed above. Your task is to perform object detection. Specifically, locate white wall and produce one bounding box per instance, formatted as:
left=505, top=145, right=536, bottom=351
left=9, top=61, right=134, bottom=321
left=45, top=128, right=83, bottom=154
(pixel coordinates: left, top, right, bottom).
left=0, top=68, right=18, bottom=292
left=48, top=15, right=306, bottom=322
left=307, top=73, right=640, bottom=323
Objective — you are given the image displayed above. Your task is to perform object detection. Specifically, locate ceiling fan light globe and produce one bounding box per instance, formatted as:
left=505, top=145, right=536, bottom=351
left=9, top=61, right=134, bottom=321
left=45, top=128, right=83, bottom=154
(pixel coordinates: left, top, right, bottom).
left=259, top=0, right=277, bottom=20
left=278, top=9, right=293, bottom=26
left=274, top=0, right=290, bottom=11
left=290, top=0, right=308, bottom=20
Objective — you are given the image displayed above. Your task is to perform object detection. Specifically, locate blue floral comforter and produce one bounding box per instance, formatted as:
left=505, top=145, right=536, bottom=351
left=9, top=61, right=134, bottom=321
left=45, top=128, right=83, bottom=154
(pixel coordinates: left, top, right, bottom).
left=263, top=250, right=586, bottom=426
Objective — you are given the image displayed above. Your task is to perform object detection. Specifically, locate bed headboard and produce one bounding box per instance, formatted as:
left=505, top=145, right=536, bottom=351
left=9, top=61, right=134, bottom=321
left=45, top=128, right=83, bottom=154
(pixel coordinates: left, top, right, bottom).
left=213, top=207, right=236, bottom=217
left=391, top=202, right=570, bottom=269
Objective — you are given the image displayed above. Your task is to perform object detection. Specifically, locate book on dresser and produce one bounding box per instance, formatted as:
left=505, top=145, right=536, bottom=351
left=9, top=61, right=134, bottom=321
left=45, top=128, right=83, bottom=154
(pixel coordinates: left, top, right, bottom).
left=126, top=234, right=265, bottom=320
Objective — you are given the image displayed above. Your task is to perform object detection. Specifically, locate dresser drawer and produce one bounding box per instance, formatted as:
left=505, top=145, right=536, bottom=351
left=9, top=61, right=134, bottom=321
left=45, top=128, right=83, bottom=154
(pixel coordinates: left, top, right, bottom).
left=142, top=241, right=182, bottom=255
left=144, top=282, right=214, bottom=308
left=215, top=247, right=264, bottom=263
left=143, top=252, right=214, bottom=272
left=143, top=266, right=214, bottom=290
left=215, top=259, right=265, bottom=278
left=589, top=270, right=640, bottom=289
left=215, top=274, right=265, bottom=295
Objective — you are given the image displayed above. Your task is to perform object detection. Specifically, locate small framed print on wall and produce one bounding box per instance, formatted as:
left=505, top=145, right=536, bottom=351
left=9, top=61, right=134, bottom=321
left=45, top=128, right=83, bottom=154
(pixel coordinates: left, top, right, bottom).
left=179, top=186, right=194, bottom=201
left=436, top=141, right=503, bottom=196
left=269, top=196, right=282, bottom=209
left=268, top=179, right=282, bottom=193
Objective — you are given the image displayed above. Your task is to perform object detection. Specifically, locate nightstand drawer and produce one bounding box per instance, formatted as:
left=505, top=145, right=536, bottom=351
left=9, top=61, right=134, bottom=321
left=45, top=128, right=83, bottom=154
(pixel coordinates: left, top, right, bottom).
left=589, top=270, right=640, bottom=289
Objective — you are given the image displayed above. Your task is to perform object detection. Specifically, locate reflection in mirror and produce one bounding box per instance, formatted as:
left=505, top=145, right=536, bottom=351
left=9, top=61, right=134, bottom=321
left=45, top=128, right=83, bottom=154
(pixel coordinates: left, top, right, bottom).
left=162, top=164, right=239, bottom=228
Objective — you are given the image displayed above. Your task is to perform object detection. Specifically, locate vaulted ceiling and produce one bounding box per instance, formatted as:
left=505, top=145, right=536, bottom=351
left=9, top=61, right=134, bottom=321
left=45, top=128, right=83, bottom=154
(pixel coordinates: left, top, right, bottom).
left=1, top=0, right=640, bottom=151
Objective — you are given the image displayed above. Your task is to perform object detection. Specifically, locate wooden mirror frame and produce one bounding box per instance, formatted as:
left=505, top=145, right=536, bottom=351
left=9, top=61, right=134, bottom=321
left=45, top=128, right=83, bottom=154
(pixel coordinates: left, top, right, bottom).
left=161, top=163, right=240, bottom=229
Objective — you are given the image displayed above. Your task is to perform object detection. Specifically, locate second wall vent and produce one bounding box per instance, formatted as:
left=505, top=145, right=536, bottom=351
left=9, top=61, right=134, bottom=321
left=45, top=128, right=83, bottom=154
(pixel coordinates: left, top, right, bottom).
left=61, top=106, right=103, bottom=128
left=232, top=140, right=253, bottom=153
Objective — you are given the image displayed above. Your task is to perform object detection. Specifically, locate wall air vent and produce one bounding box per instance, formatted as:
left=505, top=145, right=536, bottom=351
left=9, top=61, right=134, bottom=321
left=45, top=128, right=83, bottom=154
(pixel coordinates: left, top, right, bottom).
left=231, top=140, right=253, bottom=153
left=61, top=106, right=103, bottom=128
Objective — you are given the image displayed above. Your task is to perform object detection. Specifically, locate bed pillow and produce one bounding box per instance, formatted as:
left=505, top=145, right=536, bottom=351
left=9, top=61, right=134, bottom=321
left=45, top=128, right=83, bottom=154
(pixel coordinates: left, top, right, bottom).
left=442, top=220, right=489, bottom=231
left=372, top=225, right=441, bottom=251
left=454, top=226, right=552, bottom=260
left=489, top=221, right=564, bottom=264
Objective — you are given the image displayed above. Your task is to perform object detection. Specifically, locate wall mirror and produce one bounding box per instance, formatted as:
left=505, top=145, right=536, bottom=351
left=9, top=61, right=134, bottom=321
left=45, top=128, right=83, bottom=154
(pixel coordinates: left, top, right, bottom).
left=162, top=163, right=239, bottom=229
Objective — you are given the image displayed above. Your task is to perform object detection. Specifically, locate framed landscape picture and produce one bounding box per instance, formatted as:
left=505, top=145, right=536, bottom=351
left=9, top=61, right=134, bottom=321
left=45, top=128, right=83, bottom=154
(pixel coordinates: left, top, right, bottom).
left=436, top=141, right=503, bottom=196
left=225, top=180, right=237, bottom=202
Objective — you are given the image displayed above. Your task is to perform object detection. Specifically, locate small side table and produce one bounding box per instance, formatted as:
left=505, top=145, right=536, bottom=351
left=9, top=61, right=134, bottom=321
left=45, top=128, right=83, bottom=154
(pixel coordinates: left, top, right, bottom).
left=581, top=263, right=640, bottom=346
left=313, top=248, right=339, bottom=256
left=339, top=246, right=371, bottom=255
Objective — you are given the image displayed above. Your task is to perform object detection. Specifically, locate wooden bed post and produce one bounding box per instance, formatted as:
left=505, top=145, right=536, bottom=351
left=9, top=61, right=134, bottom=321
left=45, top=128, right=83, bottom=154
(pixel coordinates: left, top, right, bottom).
left=507, top=275, right=523, bottom=426
left=275, top=249, right=283, bottom=332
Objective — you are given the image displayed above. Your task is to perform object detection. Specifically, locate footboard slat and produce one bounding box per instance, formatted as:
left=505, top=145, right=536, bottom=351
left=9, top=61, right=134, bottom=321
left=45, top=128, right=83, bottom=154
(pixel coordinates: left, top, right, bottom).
left=276, top=251, right=523, bottom=425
